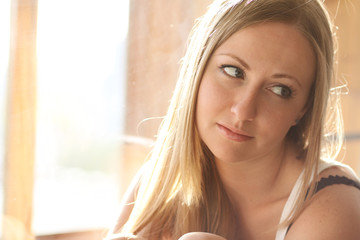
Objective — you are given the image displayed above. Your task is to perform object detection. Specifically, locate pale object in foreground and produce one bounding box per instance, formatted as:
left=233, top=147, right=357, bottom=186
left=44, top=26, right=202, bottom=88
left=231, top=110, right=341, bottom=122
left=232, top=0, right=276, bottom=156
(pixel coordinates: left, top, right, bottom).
left=178, top=232, right=227, bottom=240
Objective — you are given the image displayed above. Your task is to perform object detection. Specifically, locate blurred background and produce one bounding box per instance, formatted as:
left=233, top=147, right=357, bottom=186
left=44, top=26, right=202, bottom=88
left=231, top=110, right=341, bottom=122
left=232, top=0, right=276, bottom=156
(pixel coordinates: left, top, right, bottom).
left=0, top=0, right=359, bottom=239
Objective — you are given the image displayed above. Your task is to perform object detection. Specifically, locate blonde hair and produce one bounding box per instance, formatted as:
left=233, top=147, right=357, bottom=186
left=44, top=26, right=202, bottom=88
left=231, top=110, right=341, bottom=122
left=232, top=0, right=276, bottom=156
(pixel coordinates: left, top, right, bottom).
left=111, top=0, right=342, bottom=239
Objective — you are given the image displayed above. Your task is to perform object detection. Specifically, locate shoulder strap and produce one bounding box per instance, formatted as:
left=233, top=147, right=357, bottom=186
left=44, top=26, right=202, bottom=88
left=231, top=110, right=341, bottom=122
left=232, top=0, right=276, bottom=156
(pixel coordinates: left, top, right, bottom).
left=315, top=175, right=360, bottom=194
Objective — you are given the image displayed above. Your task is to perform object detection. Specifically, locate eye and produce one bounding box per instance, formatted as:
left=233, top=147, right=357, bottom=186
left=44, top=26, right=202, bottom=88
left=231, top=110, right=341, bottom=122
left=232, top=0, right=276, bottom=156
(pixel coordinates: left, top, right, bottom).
left=220, top=65, right=245, bottom=79
left=269, top=85, right=293, bottom=99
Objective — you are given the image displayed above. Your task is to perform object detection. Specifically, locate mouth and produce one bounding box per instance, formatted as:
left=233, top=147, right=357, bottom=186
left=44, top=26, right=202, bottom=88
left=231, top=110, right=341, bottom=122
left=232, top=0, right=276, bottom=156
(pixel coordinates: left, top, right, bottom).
left=216, top=123, right=254, bottom=142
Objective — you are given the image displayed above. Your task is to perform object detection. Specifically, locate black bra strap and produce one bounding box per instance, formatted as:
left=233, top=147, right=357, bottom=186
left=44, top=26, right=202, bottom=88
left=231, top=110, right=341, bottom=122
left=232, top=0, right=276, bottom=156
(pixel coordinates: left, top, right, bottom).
left=286, top=175, right=360, bottom=235
left=314, top=175, right=360, bottom=193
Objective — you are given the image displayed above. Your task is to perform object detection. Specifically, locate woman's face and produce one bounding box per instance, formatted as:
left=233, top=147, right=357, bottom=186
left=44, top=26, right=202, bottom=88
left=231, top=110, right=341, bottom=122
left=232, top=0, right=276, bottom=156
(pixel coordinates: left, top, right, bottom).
left=196, top=22, right=316, bottom=163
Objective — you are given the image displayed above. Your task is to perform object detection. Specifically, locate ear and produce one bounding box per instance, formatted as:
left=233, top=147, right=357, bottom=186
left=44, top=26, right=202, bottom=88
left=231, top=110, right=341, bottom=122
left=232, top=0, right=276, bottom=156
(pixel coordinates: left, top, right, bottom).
left=292, top=106, right=308, bottom=126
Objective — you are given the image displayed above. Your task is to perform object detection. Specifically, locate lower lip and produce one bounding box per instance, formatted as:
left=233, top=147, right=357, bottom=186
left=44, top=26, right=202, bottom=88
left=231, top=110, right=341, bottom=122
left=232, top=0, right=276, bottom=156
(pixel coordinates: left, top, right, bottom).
left=216, top=124, right=254, bottom=142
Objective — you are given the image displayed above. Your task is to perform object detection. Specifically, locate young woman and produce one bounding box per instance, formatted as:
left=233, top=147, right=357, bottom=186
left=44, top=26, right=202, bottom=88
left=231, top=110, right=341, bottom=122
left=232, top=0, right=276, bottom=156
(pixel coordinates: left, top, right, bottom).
left=106, top=0, right=360, bottom=239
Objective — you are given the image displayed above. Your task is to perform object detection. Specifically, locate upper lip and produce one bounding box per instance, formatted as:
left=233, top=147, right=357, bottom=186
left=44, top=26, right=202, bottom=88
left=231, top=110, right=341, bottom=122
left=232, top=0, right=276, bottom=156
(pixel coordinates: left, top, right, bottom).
left=217, top=123, right=254, bottom=138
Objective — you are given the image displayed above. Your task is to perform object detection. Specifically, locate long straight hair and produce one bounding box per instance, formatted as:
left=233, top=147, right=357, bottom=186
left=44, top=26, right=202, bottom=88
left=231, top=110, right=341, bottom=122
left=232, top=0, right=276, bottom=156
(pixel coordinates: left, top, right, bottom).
left=110, top=0, right=341, bottom=239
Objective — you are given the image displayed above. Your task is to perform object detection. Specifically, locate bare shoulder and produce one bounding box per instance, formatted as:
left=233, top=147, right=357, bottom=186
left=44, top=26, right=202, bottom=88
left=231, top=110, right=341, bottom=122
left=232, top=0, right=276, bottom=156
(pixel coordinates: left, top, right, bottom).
left=286, top=165, right=360, bottom=240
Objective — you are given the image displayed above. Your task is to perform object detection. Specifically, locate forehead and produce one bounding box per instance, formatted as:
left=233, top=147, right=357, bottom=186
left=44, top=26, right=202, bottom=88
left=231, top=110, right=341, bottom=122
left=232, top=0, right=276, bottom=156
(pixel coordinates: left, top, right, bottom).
left=212, top=21, right=316, bottom=87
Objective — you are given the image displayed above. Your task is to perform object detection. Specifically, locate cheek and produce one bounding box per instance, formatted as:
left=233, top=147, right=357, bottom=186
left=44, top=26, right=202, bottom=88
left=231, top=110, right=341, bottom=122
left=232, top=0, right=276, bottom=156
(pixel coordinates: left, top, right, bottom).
left=259, top=100, right=302, bottom=135
left=196, top=77, right=230, bottom=123
left=196, top=80, right=213, bottom=126
left=259, top=105, right=300, bottom=139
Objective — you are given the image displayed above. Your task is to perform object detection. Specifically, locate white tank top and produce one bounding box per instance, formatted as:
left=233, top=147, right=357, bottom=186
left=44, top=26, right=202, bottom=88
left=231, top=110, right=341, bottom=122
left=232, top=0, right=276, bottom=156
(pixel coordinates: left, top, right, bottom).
left=275, top=160, right=357, bottom=240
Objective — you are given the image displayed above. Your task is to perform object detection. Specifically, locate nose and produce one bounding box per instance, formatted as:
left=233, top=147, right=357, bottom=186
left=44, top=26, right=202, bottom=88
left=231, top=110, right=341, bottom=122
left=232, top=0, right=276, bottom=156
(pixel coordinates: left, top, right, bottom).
left=230, top=90, right=257, bottom=121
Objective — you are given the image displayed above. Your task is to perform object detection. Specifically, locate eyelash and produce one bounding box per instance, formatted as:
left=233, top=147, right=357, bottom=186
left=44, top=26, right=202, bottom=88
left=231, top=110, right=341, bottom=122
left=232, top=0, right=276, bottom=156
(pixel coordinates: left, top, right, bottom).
left=268, top=84, right=295, bottom=99
left=220, top=65, right=245, bottom=79
left=219, top=64, right=295, bottom=99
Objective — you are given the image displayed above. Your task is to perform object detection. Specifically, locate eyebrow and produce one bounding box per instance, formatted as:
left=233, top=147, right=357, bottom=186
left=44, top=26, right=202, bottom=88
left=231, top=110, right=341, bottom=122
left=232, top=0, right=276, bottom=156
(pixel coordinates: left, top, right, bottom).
left=216, top=53, right=251, bottom=70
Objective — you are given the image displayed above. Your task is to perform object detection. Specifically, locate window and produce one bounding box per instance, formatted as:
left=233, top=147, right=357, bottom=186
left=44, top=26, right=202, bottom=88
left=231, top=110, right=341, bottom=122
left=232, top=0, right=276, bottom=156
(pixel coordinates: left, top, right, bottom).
left=33, top=0, right=129, bottom=235
left=326, top=0, right=360, bottom=174
left=0, top=0, right=10, bottom=236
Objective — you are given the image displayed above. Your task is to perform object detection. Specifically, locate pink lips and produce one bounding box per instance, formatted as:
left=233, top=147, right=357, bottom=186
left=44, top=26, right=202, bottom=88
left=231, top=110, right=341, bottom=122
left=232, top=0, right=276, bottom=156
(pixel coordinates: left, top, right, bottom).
left=216, top=123, right=254, bottom=142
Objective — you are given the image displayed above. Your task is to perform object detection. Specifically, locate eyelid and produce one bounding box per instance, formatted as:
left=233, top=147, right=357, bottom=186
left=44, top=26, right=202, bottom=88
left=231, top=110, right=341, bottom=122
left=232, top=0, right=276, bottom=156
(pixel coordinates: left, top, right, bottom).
left=217, top=53, right=250, bottom=71
left=272, top=73, right=302, bottom=89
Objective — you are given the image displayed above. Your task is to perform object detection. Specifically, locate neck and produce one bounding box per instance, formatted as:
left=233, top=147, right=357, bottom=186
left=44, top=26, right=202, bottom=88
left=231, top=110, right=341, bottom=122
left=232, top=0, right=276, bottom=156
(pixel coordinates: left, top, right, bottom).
left=215, top=141, right=303, bottom=209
